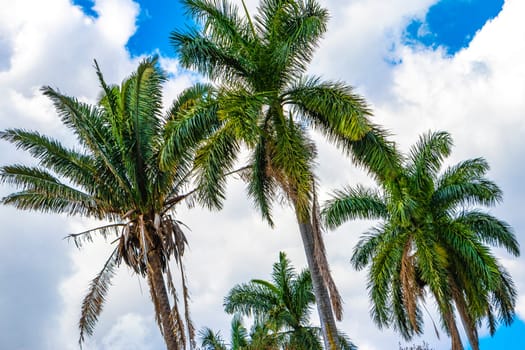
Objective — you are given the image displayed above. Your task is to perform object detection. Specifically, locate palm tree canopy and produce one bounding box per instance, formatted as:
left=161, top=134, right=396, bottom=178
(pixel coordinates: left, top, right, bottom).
left=223, top=252, right=356, bottom=350
left=170, top=0, right=398, bottom=222
left=200, top=314, right=279, bottom=350
left=322, top=131, right=519, bottom=348
left=0, top=57, right=214, bottom=348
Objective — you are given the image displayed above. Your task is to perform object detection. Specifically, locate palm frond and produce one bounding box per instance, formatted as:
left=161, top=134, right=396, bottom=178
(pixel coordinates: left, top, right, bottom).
left=0, top=165, right=102, bottom=216
left=368, top=230, right=405, bottom=327
left=79, top=246, right=120, bottom=345
left=0, top=129, right=98, bottom=190
left=200, top=328, right=228, bottom=350
left=193, top=123, right=240, bottom=209
left=413, top=233, right=449, bottom=307
left=278, top=0, right=328, bottom=80
left=433, top=177, right=502, bottom=210
left=406, top=131, right=452, bottom=190
left=182, top=0, right=252, bottom=44
left=337, top=331, right=358, bottom=350
left=391, top=271, right=421, bottom=340
left=322, top=185, right=387, bottom=229
left=345, top=128, right=402, bottom=182
left=94, top=59, right=121, bottom=120
left=456, top=210, right=519, bottom=256
left=437, top=158, right=490, bottom=187
left=292, top=269, right=315, bottom=324
left=171, top=29, right=252, bottom=85
left=65, top=223, right=124, bottom=249
left=230, top=314, right=249, bottom=350
left=490, top=265, right=517, bottom=326
left=350, top=225, right=388, bottom=270
left=122, top=57, right=166, bottom=205
left=218, top=89, right=266, bottom=145
left=160, top=83, right=221, bottom=186
left=272, top=251, right=297, bottom=295
left=41, top=86, right=135, bottom=200
left=270, top=115, right=315, bottom=217
left=248, top=135, right=277, bottom=226
left=224, top=282, right=278, bottom=318
left=287, top=77, right=372, bottom=141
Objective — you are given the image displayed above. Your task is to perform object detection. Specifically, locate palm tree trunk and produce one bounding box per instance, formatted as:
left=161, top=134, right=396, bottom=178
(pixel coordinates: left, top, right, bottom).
left=450, top=281, right=479, bottom=350
left=147, top=251, right=180, bottom=350
left=296, top=216, right=341, bottom=350
left=444, top=308, right=464, bottom=350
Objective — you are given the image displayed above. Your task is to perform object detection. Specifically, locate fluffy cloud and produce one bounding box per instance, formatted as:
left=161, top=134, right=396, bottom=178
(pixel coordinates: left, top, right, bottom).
left=0, top=0, right=188, bottom=349
left=1, top=0, right=524, bottom=350
left=319, top=0, right=525, bottom=348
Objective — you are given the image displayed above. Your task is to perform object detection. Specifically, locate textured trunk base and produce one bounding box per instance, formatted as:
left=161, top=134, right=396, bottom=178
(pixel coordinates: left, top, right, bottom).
left=148, top=252, right=180, bottom=350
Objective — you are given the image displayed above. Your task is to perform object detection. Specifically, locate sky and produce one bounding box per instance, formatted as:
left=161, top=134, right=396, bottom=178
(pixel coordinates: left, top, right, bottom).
left=0, top=0, right=524, bottom=349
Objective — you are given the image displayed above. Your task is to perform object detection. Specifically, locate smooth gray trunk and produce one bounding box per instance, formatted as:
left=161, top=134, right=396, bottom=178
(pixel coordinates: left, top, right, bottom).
left=296, top=217, right=341, bottom=350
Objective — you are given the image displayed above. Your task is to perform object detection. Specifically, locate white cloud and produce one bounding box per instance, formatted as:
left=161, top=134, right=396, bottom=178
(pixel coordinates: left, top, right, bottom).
left=0, top=0, right=189, bottom=349
left=339, top=0, right=525, bottom=347
left=311, top=0, right=438, bottom=99
left=99, top=313, right=158, bottom=350
left=1, top=0, right=524, bottom=350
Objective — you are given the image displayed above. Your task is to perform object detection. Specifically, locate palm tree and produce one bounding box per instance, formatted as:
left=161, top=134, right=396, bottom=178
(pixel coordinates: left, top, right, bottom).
left=224, top=252, right=356, bottom=350
left=200, top=314, right=278, bottom=350
left=170, top=1, right=397, bottom=348
left=322, top=131, right=519, bottom=350
left=0, top=57, right=216, bottom=350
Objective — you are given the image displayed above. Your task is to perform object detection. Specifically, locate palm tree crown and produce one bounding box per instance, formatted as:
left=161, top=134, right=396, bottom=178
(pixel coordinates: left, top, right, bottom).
left=224, top=252, right=356, bottom=350
left=0, top=57, right=213, bottom=349
left=322, top=131, right=519, bottom=350
left=200, top=314, right=278, bottom=350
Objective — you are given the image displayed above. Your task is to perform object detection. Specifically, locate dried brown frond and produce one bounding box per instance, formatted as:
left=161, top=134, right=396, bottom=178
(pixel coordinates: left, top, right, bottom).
left=66, top=223, right=124, bottom=249
left=400, top=239, right=420, bottom=332
left=78, top=247, right=119, bottom=346
left=179, top=260, right=196, bottom=349
left=170, top=292, right=187, bottom=349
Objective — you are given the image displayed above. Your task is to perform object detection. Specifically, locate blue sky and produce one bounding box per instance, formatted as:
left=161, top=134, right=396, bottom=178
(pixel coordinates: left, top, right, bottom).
left=1, top=0, right=524, bottom=349
left=74, top=0, right=187, bottom=57
left=405, top=0, right=504, bottom=55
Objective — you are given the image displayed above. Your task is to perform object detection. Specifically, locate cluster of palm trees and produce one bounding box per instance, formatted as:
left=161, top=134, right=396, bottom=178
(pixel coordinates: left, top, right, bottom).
left=0, top=0, right=518, bottom=350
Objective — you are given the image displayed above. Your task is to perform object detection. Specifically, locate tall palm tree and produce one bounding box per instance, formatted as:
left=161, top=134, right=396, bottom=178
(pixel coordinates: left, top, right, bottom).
left=322, top=131, right=519, bottom=350
left=224, top=252, right=356, bottom=350
left=170, top=1, right=397, bottom=348
left=0, top=57, right=215, bottom=350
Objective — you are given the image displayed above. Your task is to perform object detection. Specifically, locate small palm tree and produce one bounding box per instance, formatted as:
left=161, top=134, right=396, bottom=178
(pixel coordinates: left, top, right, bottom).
left=224, top=252, right=356, bottom=350
left=322, top=131, right=519, bottom=350
left=0, top=57, right=216, bottom=349
left=200, top=315, right=278, bottom=350
left=170, top=1, right=397, bottom=348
